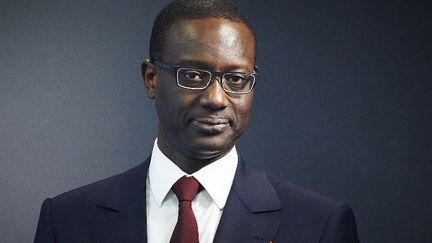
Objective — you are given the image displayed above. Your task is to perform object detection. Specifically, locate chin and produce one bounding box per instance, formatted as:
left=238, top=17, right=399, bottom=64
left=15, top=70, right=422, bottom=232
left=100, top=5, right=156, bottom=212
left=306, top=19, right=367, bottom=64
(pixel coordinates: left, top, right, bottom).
left=186, top=137, right=234, bottom=160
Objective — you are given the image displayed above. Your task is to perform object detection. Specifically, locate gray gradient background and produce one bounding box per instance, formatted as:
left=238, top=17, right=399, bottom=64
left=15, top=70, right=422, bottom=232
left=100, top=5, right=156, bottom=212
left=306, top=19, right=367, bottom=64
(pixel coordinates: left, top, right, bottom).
left=1, top=0, right=431, bottom=242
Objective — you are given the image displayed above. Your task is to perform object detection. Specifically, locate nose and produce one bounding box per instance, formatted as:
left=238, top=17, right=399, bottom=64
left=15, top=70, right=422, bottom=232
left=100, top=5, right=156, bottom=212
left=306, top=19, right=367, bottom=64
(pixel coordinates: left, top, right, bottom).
left=199, top=77, right=229, bottom=110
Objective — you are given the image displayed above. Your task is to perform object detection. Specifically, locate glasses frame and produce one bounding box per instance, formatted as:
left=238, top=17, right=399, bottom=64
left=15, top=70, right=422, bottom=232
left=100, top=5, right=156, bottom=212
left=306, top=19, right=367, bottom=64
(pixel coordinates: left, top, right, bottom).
left=153, top=60, right=259, bottom=94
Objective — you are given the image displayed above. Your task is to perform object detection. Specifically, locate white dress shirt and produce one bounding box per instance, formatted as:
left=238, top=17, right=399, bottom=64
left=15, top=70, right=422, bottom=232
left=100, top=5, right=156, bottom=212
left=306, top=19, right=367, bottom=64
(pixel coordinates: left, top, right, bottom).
left=146, top=139, right=238, bottom=243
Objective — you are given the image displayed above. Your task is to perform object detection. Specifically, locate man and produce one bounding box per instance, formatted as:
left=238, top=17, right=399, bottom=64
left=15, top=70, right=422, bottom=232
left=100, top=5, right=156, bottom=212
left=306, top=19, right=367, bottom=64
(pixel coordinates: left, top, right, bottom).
left=34, top=0, right=360, bottom=242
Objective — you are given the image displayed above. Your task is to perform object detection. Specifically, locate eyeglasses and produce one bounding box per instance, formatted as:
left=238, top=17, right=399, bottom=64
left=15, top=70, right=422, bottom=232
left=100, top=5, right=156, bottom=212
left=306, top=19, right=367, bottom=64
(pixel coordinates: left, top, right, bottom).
left=153, top=60, right=258, bottom=94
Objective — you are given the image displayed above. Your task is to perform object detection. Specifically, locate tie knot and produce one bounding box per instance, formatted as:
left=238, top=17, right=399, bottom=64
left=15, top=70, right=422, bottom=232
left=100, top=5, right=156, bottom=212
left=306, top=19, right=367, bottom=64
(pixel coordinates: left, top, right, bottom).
left=172, top=176, right=201, bottom=202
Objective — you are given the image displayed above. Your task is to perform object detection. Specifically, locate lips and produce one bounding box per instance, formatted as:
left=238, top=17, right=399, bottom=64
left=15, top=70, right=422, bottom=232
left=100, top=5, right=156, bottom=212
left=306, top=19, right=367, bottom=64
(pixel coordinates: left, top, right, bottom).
left=190, top=117, right=230, bottom=134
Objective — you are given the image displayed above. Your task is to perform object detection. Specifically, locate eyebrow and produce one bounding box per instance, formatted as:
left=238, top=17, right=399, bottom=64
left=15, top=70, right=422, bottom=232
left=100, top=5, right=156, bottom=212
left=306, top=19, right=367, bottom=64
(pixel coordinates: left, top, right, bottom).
left=176, top=59, right=253, bottom=72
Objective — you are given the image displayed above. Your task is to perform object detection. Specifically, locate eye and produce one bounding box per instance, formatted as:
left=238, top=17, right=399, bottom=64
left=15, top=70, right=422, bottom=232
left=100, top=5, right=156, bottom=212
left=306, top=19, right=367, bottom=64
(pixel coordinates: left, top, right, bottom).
left=183, top=70, right=204, bottom=82
left=225, top=74, right=247, bottom=85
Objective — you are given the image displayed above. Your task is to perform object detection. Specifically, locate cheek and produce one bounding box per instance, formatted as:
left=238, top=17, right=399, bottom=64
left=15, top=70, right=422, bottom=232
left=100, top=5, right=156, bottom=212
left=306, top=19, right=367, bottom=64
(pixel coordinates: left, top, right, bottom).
left=232, top=95, right=253, bottom=129
left=154, top=81, right=180, bottom=124
left=155, top=81, right=197, bottom=123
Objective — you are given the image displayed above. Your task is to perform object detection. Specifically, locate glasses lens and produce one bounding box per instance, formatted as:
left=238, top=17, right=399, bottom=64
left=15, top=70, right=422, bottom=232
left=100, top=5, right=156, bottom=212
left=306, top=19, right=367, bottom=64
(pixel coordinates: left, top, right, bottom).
left=222, top=73, right=255, bottom=93
left=177, top=68, right=211, bottom=89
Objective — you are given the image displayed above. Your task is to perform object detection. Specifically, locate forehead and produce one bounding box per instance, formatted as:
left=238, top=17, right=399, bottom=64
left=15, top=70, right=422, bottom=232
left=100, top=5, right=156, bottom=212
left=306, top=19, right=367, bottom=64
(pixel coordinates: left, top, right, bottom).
left=162, top=18, right=255, bottom=70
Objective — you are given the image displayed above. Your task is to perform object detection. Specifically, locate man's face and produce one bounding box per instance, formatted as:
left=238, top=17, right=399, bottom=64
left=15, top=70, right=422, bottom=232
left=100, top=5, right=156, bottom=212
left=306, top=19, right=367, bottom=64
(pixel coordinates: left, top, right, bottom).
left=146, top=18, right=256, bottom=163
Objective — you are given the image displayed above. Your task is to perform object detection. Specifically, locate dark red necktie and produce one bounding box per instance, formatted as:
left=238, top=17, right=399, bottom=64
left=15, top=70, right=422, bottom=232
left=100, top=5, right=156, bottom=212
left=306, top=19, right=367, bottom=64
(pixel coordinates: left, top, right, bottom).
left=170, top=176, right=202, bottom=243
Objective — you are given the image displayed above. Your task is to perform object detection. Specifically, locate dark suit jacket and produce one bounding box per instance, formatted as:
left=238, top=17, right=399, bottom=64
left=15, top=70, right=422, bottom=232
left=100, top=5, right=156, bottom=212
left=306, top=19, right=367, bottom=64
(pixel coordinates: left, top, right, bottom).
left=34, top=158, right=359, bottom=243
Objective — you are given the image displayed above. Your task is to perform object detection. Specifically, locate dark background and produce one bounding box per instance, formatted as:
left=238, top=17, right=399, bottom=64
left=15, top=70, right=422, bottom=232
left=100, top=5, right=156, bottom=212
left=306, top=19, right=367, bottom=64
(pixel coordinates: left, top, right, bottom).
left=1, top=0, right=431, bottom=242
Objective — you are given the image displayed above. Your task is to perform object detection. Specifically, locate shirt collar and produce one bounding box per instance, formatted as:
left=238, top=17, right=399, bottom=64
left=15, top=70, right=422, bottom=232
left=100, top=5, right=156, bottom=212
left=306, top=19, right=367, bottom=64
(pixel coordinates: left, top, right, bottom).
left=148, top=138, right=238, bottom=209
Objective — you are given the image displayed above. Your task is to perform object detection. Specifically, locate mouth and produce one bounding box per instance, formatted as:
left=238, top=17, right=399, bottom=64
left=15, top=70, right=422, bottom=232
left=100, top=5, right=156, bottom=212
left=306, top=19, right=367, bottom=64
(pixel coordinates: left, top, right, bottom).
left=190, top=117, right=230, bottom=134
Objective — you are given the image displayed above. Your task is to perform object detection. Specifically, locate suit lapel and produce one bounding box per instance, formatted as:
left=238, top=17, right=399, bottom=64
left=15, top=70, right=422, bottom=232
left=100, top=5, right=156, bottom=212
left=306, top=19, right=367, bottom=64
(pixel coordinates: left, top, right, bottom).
left=213, top=159, right=282, bottom=243
left=91, top=159, right=150, bottom=243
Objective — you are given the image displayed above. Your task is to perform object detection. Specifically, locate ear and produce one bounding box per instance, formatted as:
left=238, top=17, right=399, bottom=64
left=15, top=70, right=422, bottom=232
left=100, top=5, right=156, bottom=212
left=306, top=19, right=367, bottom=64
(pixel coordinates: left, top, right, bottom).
left=141, top=59, right=158, bottom=99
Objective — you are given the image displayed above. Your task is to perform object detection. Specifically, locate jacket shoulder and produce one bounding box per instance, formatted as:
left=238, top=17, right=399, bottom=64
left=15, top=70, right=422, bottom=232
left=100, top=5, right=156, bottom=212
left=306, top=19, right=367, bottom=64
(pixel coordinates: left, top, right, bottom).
left=267, top=174, right=340, bottom=211
left=49, top=160, right=149, bottom=212
left=265, top=173, right=358, bottom=242
left=34, top=160, right=149, bottom=242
